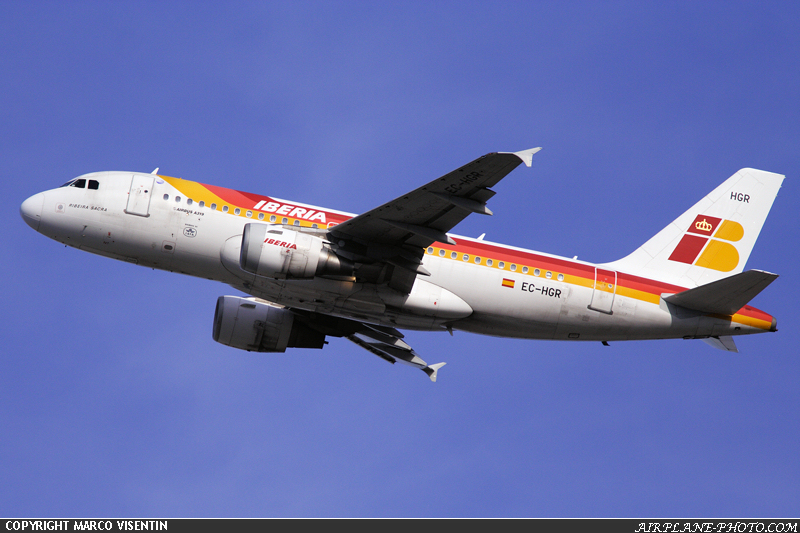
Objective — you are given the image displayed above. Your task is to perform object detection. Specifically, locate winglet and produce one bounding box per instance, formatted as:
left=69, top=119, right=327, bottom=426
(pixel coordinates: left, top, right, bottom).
left=423, top=362, right=446, bottom=382
left=512, top=147, right=542, bottom=168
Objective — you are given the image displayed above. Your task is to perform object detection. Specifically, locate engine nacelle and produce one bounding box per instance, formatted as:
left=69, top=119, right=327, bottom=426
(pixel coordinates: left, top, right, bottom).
left=240, top=224, right=353, bottom=279
left=212, top=295, right=325, bottom=352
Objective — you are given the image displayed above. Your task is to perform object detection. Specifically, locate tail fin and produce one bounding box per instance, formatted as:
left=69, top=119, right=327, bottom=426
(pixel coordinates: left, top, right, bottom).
left=607, top=168, right=784, bottom=288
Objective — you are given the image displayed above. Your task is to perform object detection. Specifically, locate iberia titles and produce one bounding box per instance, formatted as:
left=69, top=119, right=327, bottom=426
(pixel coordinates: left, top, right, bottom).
left=253, top=199, right=329, bottom=223
left=264, top=237, right=297, bottom=249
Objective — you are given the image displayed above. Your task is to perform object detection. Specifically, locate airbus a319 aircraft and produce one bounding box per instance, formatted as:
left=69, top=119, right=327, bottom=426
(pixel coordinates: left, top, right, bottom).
left=20, top=148, right=783, bottom=381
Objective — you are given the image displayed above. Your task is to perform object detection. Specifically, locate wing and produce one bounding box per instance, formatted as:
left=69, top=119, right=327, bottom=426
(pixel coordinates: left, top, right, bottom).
left=328, top=148, right=540, bottom=291
left=291, top=311, right=447, bottom=382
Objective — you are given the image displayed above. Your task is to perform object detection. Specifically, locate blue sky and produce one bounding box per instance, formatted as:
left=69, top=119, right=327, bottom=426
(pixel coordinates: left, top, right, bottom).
left=2, top=1, right=798, bottom=517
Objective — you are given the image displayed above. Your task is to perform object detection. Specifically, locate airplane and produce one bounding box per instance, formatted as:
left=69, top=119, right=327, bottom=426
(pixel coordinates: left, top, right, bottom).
left=20, top=148, right=784, bottom=382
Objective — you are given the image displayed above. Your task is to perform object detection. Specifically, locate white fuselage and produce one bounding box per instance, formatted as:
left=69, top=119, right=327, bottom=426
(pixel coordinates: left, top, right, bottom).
left=21, top=171, right=775, bottom=344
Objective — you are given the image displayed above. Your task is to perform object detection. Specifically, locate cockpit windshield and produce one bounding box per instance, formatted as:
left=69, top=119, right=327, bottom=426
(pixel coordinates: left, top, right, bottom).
left=59, top=178, right=99, bottom=189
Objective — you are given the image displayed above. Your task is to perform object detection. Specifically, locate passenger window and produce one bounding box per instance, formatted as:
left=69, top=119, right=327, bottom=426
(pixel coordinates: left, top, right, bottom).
left=246, top=210, right=253, bottom=218
left=462, top=254, right=469, bottom=261
left=498, top=262, right=505, bottom=269
left=293, top=219, right=300, bottom=226
left=222, top=206, right=229, bottom=213
left=163, top=194, right=169, bottom=200
left=70, top=179, right=86, bottom=188
left=270, top=215, right=276, bottom=223
left=234, top=208, right=240, bottom=215
left=557, top=273, right=564, bottom=281
left=522, top=266, right=529, bottom=274
left=534, top=268, right=541, bottom=276
left=187, top=199, right=193, bottom=205
left=439, top=249, right=445, bottom=257
left=199, top=201, right=205, bottom=208
left=546, top=271, right=552, bottom=279
left=210, top=203, right=217, bottom=210
left=175, top=196, right=181, bottom=202
left=427, top=247, right=434, bottom=254
left=282, top=217, right=288, bottom=224
left=451, top=251, right=457, bottom=259
left=486, top=259, right=493, bottom=266
left=474, top=257, right=481, bottom=264
left=88, top=180, right=99, bottom=190
left=311, top=223, right=317, bottom=228
left=510, top=264, right=517, bottom=272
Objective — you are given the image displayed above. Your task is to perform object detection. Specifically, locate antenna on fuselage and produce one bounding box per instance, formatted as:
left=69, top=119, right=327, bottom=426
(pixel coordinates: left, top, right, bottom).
left=151, top=168, right=159, bottom=174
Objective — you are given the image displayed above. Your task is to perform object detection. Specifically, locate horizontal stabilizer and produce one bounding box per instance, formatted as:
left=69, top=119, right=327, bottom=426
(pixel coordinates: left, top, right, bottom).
left=663, top=269, right=778, bottom=315
left=701, top=336, right=739, bottom=353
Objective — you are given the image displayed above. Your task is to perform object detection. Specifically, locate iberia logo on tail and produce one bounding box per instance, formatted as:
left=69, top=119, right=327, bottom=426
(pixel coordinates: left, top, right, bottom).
left=668, top=214, right=744, bottom=272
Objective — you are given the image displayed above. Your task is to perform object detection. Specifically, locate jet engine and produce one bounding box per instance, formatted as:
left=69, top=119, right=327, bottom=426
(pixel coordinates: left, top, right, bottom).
left=239, top=223, right=353, bottom=279
left=212, top=295, right=325, bottom=352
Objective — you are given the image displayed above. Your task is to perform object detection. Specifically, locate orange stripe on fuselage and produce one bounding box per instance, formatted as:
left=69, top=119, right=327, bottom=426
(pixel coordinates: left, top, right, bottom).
left=159, top=178, right=775, bottom=330
left=425, top=240, right=773, bottom=330
left=160, top=176, right=352, bottom=227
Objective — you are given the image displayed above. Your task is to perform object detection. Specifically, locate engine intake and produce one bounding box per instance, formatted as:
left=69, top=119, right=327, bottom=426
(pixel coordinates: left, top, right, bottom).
left=212, top=295, right=325, bottom=352
left=240, top=223, right=353, bottom=279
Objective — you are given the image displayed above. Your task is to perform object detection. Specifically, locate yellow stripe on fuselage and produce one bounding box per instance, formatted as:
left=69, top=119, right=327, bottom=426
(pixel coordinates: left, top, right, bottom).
left=160, top=177, right=226, bottom=206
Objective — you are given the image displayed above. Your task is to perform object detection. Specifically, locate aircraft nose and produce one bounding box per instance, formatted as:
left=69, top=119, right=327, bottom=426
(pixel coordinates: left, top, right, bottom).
left=20, top=192, right=44, bottom=231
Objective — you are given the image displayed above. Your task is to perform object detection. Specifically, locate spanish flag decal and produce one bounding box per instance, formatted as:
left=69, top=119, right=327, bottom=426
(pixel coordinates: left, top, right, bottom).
left=502, top=278, right=515, bottom=288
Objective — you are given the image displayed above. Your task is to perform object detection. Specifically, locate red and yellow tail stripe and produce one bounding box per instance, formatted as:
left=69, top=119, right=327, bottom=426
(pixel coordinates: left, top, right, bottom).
left=424, top=239, right=774, bottom=331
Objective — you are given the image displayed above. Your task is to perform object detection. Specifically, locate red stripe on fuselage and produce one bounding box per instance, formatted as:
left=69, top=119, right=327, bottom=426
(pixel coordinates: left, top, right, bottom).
left=430, top=238, right=770, bottom=321
left=202, top=183, right=262, bottom=207
left=193, top=182, right=772, bottom=323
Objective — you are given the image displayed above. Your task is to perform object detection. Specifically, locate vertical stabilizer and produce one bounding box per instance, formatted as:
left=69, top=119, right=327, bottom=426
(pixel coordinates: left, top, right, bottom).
left=606, top=168, right=784, bottom=288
